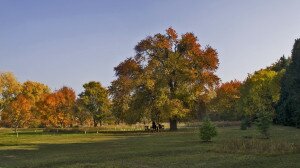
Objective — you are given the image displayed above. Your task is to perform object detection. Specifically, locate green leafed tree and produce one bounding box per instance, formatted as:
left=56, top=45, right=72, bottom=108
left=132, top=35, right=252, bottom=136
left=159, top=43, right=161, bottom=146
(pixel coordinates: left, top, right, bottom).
left=109, top=58, right=142, bottom=124
left=79, top=81, right=110, bottom=127
left=238, top=69, right=283, bottom=134
left=276, top=39, right=300, bottom=127
left=74, top=98, right=91, bottom=126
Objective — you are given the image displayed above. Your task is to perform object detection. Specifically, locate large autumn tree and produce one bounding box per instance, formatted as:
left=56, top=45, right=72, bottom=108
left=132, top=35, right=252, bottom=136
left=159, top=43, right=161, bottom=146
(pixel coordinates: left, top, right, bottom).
left=79, top=81, right=110, bottom=127
left=277, top=39, right=300, bottom=127
left=112, top=28, right=219, bottom=130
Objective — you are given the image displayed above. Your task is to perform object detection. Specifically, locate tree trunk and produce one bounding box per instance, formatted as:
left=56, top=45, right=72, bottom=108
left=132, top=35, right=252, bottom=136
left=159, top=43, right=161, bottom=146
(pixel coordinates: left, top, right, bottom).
left=14, top=126, right=18, bottom=137
left=197, top=100, right=207, bottom=120
left=169, top=118, right=178, bottom=131
left=93, top=119, right=97, bottom=127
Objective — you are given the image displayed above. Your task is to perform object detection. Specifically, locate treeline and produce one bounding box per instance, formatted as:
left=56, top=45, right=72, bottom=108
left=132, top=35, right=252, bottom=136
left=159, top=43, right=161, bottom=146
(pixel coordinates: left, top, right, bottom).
left=208, top=39, right=300, bottom=129
left=0, top=75, right=111, bottom=131
left=208, top=56, right=289, bottom=121
left=0, top=28, right=299, bottom=131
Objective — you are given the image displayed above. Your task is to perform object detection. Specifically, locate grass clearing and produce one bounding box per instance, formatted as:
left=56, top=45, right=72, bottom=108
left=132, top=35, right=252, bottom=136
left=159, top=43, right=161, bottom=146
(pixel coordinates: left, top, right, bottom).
left=0, top=125, right=299, bottom=168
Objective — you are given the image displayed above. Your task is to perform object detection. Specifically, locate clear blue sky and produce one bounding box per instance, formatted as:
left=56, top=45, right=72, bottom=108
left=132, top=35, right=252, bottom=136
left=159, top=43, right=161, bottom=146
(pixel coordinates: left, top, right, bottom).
left=1, top=0, right=300, bottom=94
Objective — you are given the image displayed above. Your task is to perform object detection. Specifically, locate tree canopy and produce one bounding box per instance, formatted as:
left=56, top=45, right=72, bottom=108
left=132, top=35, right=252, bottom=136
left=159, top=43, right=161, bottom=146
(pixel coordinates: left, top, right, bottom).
left=208, top=80, right=242, bottom=121
left=79, top=81, right=110, bottom=127
left=110, top=27, right=220, bottom=130
left=238, top=69, right=283, bottom=122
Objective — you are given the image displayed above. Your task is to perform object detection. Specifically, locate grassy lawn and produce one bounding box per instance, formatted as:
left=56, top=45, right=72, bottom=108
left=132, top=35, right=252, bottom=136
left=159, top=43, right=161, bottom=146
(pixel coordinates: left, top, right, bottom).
left=0, top=125, right=299, bottom=168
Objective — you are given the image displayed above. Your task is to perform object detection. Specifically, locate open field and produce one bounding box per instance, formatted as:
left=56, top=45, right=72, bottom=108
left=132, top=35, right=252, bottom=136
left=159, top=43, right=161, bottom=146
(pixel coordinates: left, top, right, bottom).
left=0, top=125, right=299, bottom=168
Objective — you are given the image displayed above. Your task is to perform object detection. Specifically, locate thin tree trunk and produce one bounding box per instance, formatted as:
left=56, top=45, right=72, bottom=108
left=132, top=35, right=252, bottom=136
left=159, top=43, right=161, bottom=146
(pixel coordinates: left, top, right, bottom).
left=14, top=125, right=18, bottom=137
left=93, top=119, right=97, bottom=127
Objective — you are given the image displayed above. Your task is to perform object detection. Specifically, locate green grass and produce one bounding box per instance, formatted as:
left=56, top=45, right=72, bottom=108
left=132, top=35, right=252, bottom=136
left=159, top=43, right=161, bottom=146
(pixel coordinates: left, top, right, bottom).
left=0, top=125, right=299, bottom=168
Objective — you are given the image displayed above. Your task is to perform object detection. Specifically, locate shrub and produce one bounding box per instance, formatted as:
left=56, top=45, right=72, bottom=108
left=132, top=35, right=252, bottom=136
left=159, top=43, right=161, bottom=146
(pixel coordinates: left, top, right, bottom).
left=240, top=117, right=251, bottom=130
left=240, top=119, right=248, bottom=130
left=199, top=117, right=217, bottom=142
left=255, top=111, right=273, bottom=138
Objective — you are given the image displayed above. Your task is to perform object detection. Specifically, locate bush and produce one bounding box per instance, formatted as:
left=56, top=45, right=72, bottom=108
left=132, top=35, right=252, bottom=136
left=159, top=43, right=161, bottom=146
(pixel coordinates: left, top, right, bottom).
left=240, top=117, right=251, bottom=130
left=199, top=117, right=217, bottom=142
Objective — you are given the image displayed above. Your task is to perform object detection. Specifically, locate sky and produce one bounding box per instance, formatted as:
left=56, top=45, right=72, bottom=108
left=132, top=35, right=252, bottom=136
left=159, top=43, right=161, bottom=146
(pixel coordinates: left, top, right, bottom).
left=1, top=0, right=300, bottom=94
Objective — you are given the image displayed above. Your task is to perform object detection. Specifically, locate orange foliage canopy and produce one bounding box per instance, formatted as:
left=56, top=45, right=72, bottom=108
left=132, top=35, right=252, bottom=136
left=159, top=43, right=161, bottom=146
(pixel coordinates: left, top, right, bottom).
left=209, top=80, right=242, bottom=120
left=5, top=94, right=32, bottom=130
left=39, top=86, right=76, bottom=128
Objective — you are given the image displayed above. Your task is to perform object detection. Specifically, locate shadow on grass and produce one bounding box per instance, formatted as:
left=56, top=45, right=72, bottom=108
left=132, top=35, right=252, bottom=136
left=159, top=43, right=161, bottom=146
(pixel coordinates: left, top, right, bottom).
left=0, top=130, right=205, bottom=168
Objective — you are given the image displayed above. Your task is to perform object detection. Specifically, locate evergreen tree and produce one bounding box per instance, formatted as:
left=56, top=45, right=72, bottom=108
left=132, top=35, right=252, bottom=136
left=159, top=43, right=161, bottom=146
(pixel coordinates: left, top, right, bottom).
left=268, top=55, right=291, bottom=72
left=199, top=117, right=217, bottom=142
left=276, top=39, right=300, bottom=128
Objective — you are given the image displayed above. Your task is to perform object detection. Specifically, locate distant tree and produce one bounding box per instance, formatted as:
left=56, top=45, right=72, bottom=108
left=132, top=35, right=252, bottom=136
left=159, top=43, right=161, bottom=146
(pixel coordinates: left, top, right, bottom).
left=79, top=81, right=110, bottom=127
left=38, top=92, right=57, bottom=127
left=0, top=75, right=51, bottom=128
left=208, top=80, right=242, bottom=121
left=0, top=72, right=21, bottom=124
left=38, top=86, right=75, bottom=128
left=5, top=94, right=32, bottom=135
left=199, top=117, right=217, bottom=142
left=276, top=39, right=300, bottom=127
left=238, top=69, right=283, bottom=132
left=74, top=99, right=91, bottom=126
left=113, top=27, right=219, bottom=130
left=55, top=87, right=76, bottom=127
left=21, top=81, right=50, bottom=127
left=267, top=55, right=291, bottom=72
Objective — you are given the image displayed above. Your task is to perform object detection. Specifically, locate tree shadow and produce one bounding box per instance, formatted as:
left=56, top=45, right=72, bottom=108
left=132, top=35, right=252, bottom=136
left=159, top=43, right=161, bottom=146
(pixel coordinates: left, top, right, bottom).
left=0, top=131, right=200, bottom=168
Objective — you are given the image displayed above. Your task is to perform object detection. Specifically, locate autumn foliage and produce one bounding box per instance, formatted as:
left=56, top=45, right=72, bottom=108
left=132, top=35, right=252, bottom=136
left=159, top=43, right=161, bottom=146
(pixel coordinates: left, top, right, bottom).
left=111, top=27, right=220, bottom=130
left=208, top=80, right=242, bottom=121
left=0, top=29, right=298, bottom=132
left=39, top=87, right=76, bottom=128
